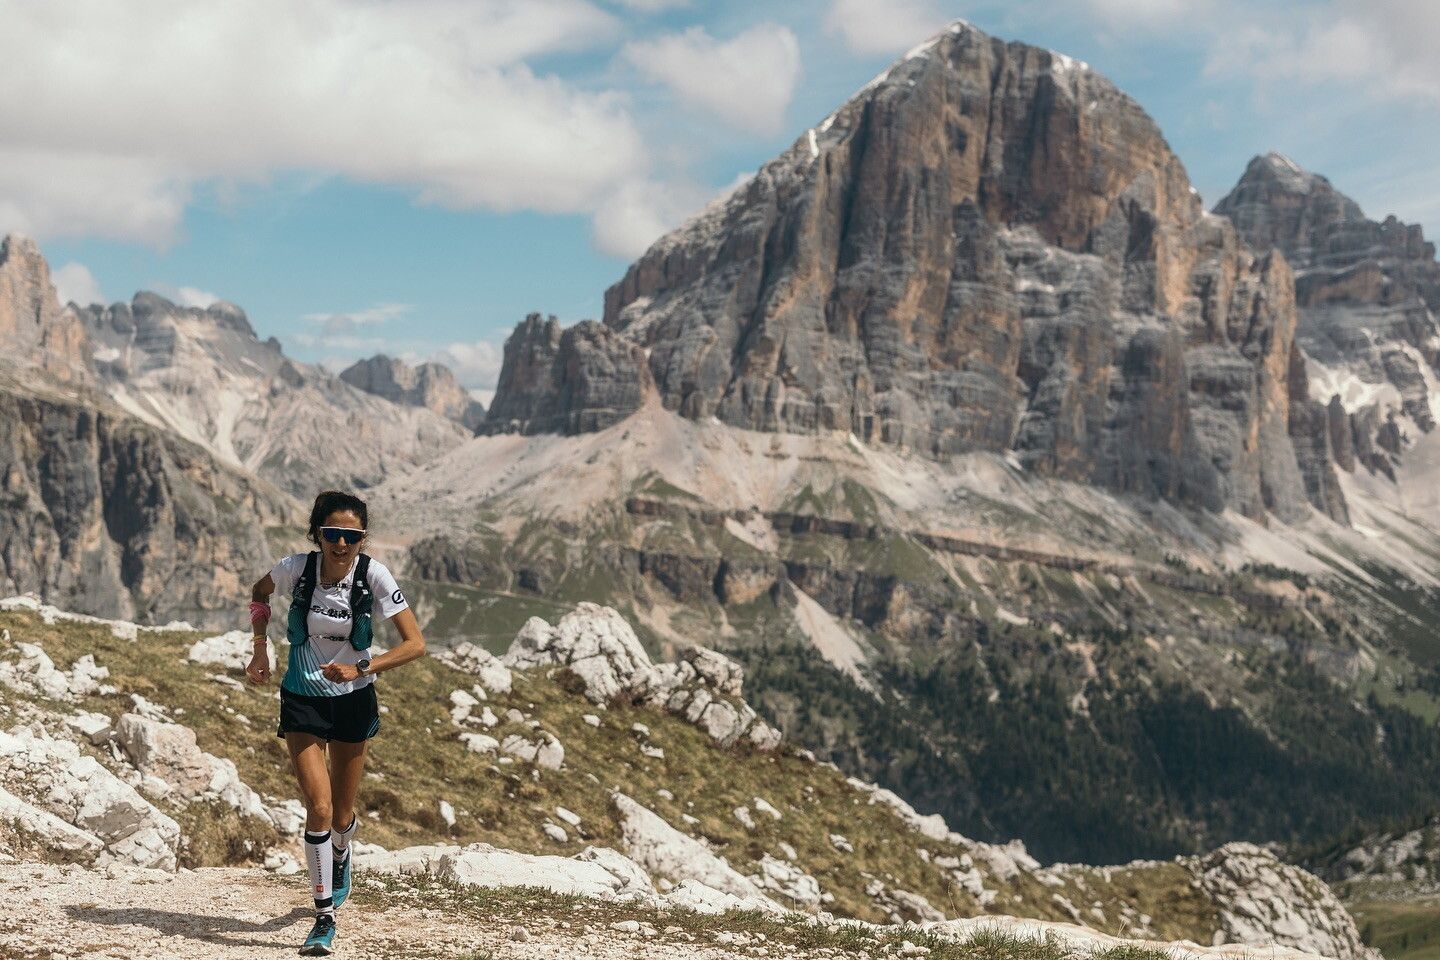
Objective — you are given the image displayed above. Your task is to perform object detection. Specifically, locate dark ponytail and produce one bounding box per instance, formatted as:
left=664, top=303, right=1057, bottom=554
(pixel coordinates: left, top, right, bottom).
left=307, top=490, right=368, bottom=546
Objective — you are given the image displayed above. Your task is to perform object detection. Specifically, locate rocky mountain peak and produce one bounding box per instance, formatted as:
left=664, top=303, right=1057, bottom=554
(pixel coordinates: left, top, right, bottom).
left=1216, top=154, right=1440, bottom=483
left=1214, top=154, right=1367, bottom=262
left=340, top=353, right=486, bottom=431
left=488, top=22, right=1343, bottom=522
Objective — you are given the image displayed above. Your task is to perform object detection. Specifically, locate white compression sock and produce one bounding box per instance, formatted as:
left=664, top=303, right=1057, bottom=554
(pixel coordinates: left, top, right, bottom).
left=304, top=830, right=334, bottom=914
left=333, top=815, right=358, bottom=861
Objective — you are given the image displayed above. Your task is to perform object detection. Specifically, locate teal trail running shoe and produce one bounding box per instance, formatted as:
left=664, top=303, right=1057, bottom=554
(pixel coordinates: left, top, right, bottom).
left=332, top=851, right=351, bottom=909
left=299, top=913, right=337, bottom=956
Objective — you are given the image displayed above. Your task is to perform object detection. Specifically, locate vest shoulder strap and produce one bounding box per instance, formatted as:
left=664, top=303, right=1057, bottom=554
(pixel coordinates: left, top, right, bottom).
left=286, top=552, right=320, bottom=647
left=351, top=554, right=372, bottom=606
left=349, top=553, right=375, bottom=651
left=299, top=551, right=319, bottom=597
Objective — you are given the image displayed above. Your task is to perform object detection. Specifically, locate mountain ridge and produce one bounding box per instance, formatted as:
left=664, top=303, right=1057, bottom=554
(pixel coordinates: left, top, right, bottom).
left=483, top=20, right=1342, bottom=528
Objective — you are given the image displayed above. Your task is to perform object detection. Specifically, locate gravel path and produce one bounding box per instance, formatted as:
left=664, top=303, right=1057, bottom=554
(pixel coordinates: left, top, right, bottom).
left=0, top=860, right=811, bottom=960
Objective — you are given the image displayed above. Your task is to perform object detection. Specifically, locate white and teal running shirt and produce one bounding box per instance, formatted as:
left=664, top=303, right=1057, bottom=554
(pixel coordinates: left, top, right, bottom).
left=269, top=553, right=409, bottom=697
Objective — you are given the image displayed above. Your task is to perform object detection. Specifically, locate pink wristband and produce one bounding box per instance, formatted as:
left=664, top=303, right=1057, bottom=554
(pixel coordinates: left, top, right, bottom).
left=249, top=601, right=271, bottom=626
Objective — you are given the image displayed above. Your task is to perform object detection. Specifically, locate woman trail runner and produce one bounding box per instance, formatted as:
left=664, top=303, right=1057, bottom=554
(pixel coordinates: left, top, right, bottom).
left=246, top=490, right=426, bottom=956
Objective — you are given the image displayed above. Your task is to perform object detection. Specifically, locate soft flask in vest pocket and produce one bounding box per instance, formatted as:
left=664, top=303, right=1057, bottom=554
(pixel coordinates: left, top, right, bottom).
left=287, top=551, right=375, bottom=651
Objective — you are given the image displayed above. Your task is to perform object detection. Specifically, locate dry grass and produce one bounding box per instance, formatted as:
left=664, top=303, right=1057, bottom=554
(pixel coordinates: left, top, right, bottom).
left=0, top=605, right=1218, bottom=939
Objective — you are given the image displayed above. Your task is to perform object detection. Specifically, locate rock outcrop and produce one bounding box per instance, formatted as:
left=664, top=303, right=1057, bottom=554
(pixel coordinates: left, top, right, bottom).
left=1188, top=843, right=1379, bottom=960
left=357, top=841, right=657, bottom=901
left=1319, top=812, right=1440, bottom=898
left=1215, top=152, right=1440, bottom=485
left=502, top=602, right=782, bottom=749
left=482, top=314, right=654, bottom=435
left=340, top=354, right=486, bottom=431
left=485, top=23, right=1336, bottom=522
left=0, top=235, right=91, bottom=383
left=612, top=792, right=781, bottom=910
left=0, top=725, right=180, bottom=871
left=113, top=713, right=284, bottom=831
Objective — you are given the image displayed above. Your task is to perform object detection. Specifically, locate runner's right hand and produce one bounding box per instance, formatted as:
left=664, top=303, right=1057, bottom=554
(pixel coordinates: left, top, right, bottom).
left=246, top=651, right=271, bottom=684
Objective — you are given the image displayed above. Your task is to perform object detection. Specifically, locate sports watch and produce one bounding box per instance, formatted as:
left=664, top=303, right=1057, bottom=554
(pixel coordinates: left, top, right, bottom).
left=356, top=657, right=372, bottom=676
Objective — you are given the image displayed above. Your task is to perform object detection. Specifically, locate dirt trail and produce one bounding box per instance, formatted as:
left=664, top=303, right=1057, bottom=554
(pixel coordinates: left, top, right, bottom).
left=0, top=860, right=786, bottom=960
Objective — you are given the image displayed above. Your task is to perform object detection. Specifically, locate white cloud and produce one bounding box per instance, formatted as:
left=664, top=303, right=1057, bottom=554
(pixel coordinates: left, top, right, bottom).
left=304, top=302, right=412, bottom=335
left=1083, top=0, right=1195, bottom=25
left=824, top=0, right=948, bottom=56
left=315, top=336, right=504, bottom=391
left=153, top=283, right=221, bottom=309
left=0, top=0, right=645, bottom=245
left=428, top=340, right=506, bottom=391
left=591, top=178, right=705, bottom=257
left=51, top=262, right=104, bottom=307
left=622, top=24, right=801, bottom=136
left=608, top=0, right=689, bottom=10
left=1204, top=0, right=1440, bottom=102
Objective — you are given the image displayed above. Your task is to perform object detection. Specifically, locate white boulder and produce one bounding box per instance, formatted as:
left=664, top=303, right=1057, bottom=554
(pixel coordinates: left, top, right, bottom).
left=500, top=733, right=564, bottom=770
left=0, top=783, right=104, bottom=861
left=357, top=842, right=654, bottom=901
left=448, top=689, right=480, bottom=725
left=113, top=714, right=274, bottom=827
left=504, top=604, right=656, bottom=704
left=575, top=845, right=656, bottom=895
left=661, top=878, right=782, bottom=915
left=613, top=793, right=780, bottom=910
left=436, top=642, right=514, bottom=696
left=753, top=797, right=783, bottom=821
left=0, top=725, right=179, bottom=871
left=187, top=630, right=272, bottom=672
left=63, top=710, right=114, bottom=745
left=0, top=643, right=110, bottom=702
left=459, top=733, right=500, bottom=755
left=751, top=853, right=825, bottom=908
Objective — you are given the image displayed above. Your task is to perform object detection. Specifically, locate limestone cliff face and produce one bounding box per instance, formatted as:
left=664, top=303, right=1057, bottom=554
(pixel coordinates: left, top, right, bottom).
left=340, top=354, right=486, bottom=432
left=0, top=235, right=91, bottom=383
left=0, top=375, right=291, bottom=624
left=483, top=314, right=654, bottom=436
left=489, top=23, right=1334, bottom=521
left=1215, top=153, right=1440, bottom=487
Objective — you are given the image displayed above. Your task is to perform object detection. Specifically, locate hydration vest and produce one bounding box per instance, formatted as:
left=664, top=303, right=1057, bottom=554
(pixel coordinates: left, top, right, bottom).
left=286, top=552, right=374, bottom=651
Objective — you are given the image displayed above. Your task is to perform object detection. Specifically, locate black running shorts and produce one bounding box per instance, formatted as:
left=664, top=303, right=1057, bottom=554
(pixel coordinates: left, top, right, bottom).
left=277, top=684, right=380, bottom=743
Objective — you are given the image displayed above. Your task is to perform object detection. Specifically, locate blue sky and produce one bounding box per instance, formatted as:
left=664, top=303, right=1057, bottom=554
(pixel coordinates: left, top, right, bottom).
left=4, top=0, right=1438, bottom=397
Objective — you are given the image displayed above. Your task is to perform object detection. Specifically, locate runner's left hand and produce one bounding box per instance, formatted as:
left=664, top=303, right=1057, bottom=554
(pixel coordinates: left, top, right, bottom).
left=321, top=662, right=360, bottom=683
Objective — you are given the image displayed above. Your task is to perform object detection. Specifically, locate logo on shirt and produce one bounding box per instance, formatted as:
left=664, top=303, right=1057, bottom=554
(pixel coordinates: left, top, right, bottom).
left=310, top=604, right=351, bottom=620
left=392, top=589, right=404, bottom=604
